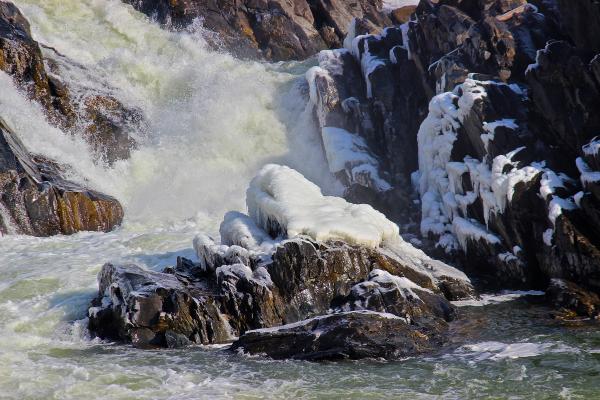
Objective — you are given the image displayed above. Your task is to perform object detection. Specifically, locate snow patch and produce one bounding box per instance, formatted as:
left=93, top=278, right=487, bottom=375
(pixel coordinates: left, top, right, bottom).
left=382, top=0, right=419, bottom=12
left=453, top=217, right=501, bottom=250
left=246, top=164, right=399, bottom=248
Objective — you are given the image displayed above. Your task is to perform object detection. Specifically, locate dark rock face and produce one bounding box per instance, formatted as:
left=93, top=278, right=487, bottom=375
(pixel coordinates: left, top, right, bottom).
left=305, top=0, right=600, bottom=304
left=0, top=1, right=142, bottom=163
left=89, top=235, right=473, bottom=351
left=121, top=0, right=392, bottom=61
left=88, top=262, right=232, bottom=348
left=556, top=0, right=600, bottom=55
left=231, top=311, right=445, bottom=361
left=526, top=40, right=600, bottom=171
left=0, top=119, right=123, bottom=236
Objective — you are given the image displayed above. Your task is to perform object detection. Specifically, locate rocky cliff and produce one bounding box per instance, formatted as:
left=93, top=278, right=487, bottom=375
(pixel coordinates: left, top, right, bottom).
left=305, top=0, right=600, bottom=318
left=121, top=0, right=402, bottom=61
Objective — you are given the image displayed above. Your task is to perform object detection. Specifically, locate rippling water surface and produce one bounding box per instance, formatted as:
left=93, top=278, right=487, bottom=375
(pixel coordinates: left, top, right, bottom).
left=1, top=1, right=599, bottom=398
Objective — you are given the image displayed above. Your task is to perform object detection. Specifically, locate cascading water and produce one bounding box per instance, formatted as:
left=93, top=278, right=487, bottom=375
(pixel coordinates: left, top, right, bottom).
left=1, top=1, right=600, bottom=399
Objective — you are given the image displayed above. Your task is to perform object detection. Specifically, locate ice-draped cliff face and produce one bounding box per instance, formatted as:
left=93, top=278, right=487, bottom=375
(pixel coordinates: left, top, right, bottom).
left=6, top=0, right=338, bottom=230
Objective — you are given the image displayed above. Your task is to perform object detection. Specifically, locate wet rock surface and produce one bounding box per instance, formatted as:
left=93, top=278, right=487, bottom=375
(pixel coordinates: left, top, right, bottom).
left=0, top=118, right=123, bottom=236
left=546, top=279, right=600, bottom=321
left=231, top=311, right=444, bottom=361
left=121, top=0, right=393, bottom=61
left=0, top=1, right=71, bottom=123
left=89, top=165, right=474, bottom=358
left=0, top=1, right=143, bottom=163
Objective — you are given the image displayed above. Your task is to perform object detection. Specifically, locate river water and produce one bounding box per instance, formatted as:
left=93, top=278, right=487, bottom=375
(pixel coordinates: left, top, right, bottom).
left=1, top=1, right=599, bottom=398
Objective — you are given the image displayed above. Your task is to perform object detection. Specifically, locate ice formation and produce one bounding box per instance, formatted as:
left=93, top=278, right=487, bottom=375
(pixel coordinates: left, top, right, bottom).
left=321, top=127, right=391, bottom=191
left=382, top=0, right=419, bottom=12
left=246, top=164, right=399, bottom=248
left=415, top=79, right=574, bottom=253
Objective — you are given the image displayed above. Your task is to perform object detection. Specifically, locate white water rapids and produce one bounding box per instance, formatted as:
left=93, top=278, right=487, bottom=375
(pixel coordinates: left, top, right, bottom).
left=1, top=1, right=600, bottom=399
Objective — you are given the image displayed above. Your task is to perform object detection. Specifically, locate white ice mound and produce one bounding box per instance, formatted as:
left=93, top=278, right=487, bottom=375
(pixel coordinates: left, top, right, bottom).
left=246, top=164, right=399, bottom=248
left=219, top=211, right=276, bottom=253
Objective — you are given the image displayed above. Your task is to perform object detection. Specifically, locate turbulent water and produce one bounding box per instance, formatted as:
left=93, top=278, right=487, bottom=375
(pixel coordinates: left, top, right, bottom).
left=1, top=1, right=599, bottom=398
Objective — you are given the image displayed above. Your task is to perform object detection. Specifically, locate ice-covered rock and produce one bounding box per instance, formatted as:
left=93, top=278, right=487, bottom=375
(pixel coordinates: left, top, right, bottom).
left=247, top=164, right=399, bottom=248
left=89, top=165, right=474, bottom=350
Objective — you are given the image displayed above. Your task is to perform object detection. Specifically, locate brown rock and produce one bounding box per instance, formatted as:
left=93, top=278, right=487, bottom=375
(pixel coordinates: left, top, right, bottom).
left=391, top=6, right=417, bottom=24
left=121, top=0, right=392, bottom=61
left=547, top=279, right=600, bottom=320
left=0, top=118, right=123, bottom=236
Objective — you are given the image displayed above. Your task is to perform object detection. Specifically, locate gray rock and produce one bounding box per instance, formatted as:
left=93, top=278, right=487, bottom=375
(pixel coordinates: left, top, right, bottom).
left=231, top=311, right=446, bottom=360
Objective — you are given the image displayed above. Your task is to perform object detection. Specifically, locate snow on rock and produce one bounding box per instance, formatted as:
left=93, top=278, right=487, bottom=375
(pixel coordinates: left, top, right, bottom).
left=305, top=49, right=347, bottom=106
left=349, top=268, right=428, bottom=303
left=193, top=233, right=251, bottom=273
left=305, top=48, right=392, bottom=194
left=343, top=22, right=390, bottom=99
left=577, top=157, right=600, bottom=185
left=244, top=164, right=469, bottom=293
left=548, top=196, right=577, bottom=226
left=416, top=79, right=536, bottom=251
left=452, top=217, right=501, bottom=250
left=582, top=136, right=600, bottom=157
left=322, top=127, right=391, bottom=191
left=481, top=119, right=518, bottom=152
left=220, top=211, right=277, bottom=254
left=383, top=236, right=471, bottom=283
left=216, top=263, right=273, bottom=287
left=246, top=164, right=399, bottom=248
left=414, top=78, right=585, bottom=257
left=382, top=0, right=419, bottom=12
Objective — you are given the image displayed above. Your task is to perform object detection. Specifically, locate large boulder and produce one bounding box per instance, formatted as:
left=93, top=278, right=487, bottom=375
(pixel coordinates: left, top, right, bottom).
left=121, top=0, right=393, bottom=61
left=0, top=119, right=123, bottom=235
left=89, top=164, right=474, bottom=354
left=230, top=310, right=445, bottom=361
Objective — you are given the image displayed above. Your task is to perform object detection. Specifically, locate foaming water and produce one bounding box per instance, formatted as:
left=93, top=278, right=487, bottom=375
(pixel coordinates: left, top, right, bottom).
left=11, top=0, right=339, bottom=229
left=0, top=1, right=599, bottom=399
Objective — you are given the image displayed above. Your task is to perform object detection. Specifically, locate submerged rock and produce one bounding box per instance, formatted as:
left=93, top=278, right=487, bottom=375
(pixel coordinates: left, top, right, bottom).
left=0, top=119, right=123, bottom=236
left=231, top=311, right=444, bottom=361
left=89, top=164, right=474, bottom=357
left=546, top=279, right=600, bottom=321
